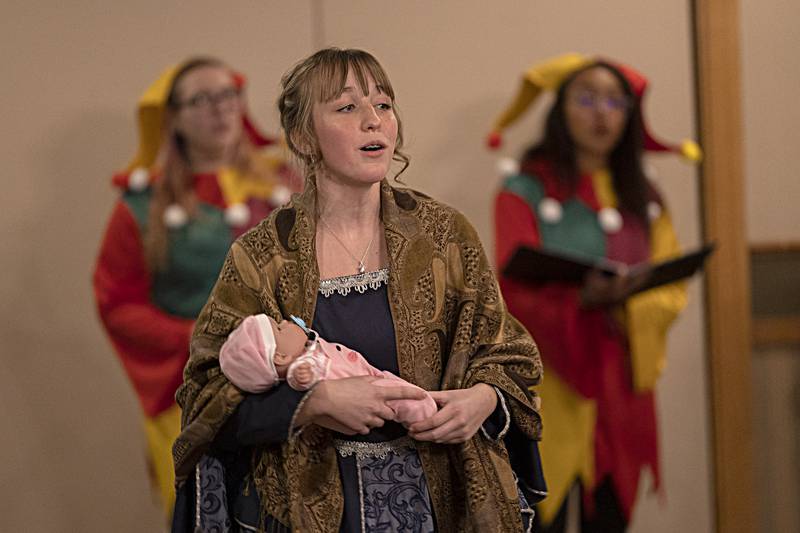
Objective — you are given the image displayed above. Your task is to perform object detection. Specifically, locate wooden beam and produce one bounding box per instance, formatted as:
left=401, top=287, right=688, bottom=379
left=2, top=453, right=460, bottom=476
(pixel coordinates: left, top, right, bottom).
left=752, top=316, right=800, bottom=348
left=750, top=241, right=800, bottom=254
left=693, top=1, right=756, bottom=532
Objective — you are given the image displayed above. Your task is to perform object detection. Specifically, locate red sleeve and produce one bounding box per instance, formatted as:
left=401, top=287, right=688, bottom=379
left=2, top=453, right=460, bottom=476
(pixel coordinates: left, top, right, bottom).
left=494, top=191, right=610, bottom=399
left=93, top=200, right=194, bottom=417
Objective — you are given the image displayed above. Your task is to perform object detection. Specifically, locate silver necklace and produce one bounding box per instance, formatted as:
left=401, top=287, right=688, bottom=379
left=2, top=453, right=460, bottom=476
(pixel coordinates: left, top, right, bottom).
left=318, top=217, right=377, bottom=275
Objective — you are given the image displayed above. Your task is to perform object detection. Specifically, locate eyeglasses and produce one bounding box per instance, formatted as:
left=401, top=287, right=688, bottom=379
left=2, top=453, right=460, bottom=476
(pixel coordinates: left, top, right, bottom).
left=570, top=90, right=632, bottom=112
left=177, top=86, right=241, bottom=110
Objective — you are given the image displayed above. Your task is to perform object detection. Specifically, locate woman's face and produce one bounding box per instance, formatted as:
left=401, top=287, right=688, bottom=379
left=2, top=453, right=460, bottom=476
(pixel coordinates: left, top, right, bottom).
left=563, top=66, right=631, bottom=160
left=311, top=69, right=398, bottom=187
left=171, top=65, right=243, bottom=159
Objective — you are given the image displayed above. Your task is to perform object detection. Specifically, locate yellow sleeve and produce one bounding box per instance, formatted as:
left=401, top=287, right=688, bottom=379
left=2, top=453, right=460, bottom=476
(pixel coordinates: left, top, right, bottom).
left=625, top=209, right=688, bottom=391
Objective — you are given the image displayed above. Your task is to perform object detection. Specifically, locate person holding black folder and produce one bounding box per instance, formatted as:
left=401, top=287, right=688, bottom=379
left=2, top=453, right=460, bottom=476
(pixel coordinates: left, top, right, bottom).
left=487, top=53, right=701, bottom=533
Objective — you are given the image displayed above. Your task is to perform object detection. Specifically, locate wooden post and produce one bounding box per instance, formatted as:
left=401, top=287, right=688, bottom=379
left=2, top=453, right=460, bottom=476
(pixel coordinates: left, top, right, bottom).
left=693, top=1, right=755, bottom=532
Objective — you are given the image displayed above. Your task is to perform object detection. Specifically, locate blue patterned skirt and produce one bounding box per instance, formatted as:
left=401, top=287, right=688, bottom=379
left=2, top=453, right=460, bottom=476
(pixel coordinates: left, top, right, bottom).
left=335, top=436, right=435, bottom=533
left=190, top=438, right=533, bottom=533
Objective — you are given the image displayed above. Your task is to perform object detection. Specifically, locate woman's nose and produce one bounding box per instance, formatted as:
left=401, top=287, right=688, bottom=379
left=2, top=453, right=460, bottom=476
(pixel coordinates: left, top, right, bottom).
left=361, top=106, right=381, bottom=131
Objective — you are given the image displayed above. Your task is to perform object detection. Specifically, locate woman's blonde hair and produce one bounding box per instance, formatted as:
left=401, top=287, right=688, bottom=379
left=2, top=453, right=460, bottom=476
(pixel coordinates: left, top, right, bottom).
left=277, top=48, right=410, bottom=182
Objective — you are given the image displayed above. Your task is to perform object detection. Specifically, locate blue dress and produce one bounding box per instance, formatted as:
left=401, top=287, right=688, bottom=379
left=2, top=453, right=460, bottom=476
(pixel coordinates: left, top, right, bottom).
left=314, top=269, right=434, bottom=533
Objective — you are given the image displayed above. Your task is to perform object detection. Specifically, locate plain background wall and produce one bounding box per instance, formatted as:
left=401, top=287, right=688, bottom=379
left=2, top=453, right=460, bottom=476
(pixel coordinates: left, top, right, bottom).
left=741, top=0, right=800, bottom=243
left=1, top=2, right=713, bottom=531
left=1, top=2, right=313, bottom=531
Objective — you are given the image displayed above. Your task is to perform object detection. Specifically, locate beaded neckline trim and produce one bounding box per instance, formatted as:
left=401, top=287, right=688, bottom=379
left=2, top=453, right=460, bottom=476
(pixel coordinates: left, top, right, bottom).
left=318, top=268, right=389, bottom=298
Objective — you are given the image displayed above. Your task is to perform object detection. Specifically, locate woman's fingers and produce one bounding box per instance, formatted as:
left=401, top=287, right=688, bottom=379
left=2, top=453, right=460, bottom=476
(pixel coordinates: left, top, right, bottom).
left=353, top=415, right=387, bottom=435
left=316, top=413, right=382, bottom=435
left=374, top=404, right=396, bottom=421
left=314, top=414, right=358, bottom=435
left=408, top=385, right=496, bottom=443
left=408, top=402, right=460, bottom=435
left=407, top=389, right=458, bottom=432
left=427, top=390, right=450, bottom=407
left=409, top=416, right=465, bottom=443
left=311, top=377, right=415, bottom=434
left=367, top=415, right=385, bottom=430
left=376, top=384, right=427, bottom=402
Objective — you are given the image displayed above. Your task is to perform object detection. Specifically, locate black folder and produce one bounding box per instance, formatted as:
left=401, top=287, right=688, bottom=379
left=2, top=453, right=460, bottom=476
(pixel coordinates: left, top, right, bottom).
left=502, top=243, right=715, bottom=295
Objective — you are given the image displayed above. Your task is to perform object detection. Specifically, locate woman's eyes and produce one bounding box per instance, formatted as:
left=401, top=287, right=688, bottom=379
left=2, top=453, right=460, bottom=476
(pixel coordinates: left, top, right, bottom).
left=335, top=102, right=393, bottom=112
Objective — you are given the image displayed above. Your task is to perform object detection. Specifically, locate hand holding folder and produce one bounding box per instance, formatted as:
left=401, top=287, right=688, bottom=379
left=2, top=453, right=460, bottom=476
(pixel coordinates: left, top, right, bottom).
left=502, top=244, right=715, bottom=298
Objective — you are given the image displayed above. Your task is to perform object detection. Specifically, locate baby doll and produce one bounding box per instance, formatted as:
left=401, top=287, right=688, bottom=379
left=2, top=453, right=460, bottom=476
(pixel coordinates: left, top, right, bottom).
left=219, top=314, right=438, bottom=424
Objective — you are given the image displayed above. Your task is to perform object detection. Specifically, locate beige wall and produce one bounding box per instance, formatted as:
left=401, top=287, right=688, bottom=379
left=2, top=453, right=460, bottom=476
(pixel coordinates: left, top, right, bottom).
left=1, top=2, right=713, bottom=531
left=741, top=0, right=800, bottom=244
left=0, top=2, right=313, bottom=531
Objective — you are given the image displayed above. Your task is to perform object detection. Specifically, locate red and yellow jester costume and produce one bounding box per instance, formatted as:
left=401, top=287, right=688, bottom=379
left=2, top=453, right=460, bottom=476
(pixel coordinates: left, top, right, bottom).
left=93, top=62, right=296, bottom=514
left=488, top=53, right=699, bottom=526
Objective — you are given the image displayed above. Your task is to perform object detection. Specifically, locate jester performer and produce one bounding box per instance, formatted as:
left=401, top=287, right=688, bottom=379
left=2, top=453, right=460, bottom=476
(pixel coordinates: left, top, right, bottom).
left=93, top=57, right=298, bottom=516
left=488, top=53, right=700, bottom=533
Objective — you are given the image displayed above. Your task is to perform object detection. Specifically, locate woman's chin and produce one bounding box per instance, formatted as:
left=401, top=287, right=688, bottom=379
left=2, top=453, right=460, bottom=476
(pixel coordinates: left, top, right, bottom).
left=332, top=172, right=388, bottom=187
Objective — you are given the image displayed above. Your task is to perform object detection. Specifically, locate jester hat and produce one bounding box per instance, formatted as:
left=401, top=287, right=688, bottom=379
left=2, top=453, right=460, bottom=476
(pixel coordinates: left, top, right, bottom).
left=486, top=52, right=701, bottom=162
left=127, top=60, right=275, bottom=172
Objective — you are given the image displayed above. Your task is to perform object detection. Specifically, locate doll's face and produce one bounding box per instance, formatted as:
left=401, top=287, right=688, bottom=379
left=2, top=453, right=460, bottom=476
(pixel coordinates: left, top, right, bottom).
left=267, top=316, right=308, bottom=376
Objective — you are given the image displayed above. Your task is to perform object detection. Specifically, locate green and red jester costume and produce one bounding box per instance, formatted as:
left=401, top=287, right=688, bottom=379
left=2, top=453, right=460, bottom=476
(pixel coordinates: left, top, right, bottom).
left=488, top=53, right=699, bottom=527
left=495, top=158, right=687, bottom=525
left=93, top=61, right=297, bottom=515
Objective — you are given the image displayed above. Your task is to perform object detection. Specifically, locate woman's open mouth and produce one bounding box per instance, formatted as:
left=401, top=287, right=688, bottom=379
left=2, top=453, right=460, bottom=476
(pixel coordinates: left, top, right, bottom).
left=360, top=142, right=386, bottom=152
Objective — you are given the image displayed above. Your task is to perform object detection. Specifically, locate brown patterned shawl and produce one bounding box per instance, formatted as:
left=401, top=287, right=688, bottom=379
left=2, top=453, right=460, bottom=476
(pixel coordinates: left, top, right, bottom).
left=173, top=179, right=543, bottom=532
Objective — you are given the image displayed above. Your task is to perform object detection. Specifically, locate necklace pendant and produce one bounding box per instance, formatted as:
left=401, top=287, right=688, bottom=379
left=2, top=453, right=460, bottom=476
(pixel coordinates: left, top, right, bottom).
left=357, top=262, right=366, bottom=275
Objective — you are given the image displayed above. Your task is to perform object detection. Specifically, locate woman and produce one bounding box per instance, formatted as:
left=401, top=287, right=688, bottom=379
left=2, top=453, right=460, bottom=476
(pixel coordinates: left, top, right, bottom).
left=172, top=48, right=543, bottom=533
left=490, top=53, right=697, bottom=532
left=93, top=57, right=297, bottom=516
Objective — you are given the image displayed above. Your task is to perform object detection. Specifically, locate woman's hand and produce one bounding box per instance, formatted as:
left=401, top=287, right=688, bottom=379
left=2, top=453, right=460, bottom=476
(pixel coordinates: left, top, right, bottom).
left=579, top=267, right=651, bottom=308
left=407, top=383, right=497, bottom=444
left=297, top=376, right=427, bottom=435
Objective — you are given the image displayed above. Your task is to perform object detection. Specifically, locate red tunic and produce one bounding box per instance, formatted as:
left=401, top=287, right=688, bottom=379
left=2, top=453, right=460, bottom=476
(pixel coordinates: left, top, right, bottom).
left=94, top=173, right=227, bottom=417
left=495, top=159, right=686, bottom=523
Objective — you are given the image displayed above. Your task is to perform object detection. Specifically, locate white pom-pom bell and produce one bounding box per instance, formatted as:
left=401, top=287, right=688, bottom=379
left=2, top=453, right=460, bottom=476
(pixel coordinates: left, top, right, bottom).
left=163, top=204, right=188, bottom=228
left=643, top=160, right=660, bottom=181
left=598, top=207, right=623, bottom=233
left=647, top=201, right=662, bottom=221
left=538, top=197, right=563, bottom=223
left=496, top=157, right=520, bottom=177
left=224, top=203, right=251, bottom=227
left=270, top=185, right=292, bottom=207
left=128, top=167, right=149, bottom=192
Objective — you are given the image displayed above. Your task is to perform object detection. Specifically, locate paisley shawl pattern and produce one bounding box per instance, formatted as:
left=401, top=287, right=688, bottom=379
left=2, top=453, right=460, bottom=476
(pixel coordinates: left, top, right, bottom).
left=174, top=179, right=543, bottom=532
